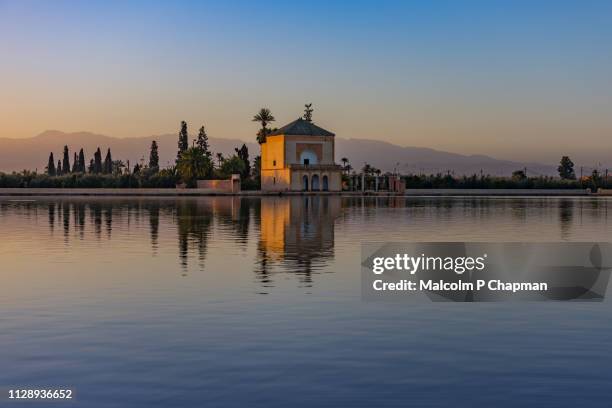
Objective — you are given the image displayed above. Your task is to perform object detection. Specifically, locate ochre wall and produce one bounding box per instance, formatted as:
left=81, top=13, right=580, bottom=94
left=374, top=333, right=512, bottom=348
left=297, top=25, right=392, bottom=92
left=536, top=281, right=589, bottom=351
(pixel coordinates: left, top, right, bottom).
left=261, top=168, right=291, bottom=191
left=261, top=135, right=285, bottom=170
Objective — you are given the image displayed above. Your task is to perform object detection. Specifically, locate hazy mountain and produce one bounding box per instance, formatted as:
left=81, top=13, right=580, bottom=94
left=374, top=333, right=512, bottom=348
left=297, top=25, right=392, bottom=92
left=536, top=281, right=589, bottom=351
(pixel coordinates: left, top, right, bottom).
left=0, top=130, right=258, bottom=173
left=0, top=130, right=560, bottom=176
left=335, top=138, right=558, bottom=177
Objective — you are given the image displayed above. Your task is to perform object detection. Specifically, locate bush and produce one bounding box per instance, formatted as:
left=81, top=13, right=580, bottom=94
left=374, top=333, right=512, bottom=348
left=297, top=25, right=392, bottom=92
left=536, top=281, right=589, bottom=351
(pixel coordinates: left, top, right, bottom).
left=0, top=172, right=179, bottom=188
left=241, top=177, right=260, bottom=191
left=401, top=173, right=585, bottom=189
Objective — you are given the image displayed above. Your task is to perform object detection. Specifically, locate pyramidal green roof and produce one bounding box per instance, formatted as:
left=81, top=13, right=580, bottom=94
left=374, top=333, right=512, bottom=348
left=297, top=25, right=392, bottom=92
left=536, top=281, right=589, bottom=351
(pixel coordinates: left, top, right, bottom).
left=268, top=118, right=335, bottom=137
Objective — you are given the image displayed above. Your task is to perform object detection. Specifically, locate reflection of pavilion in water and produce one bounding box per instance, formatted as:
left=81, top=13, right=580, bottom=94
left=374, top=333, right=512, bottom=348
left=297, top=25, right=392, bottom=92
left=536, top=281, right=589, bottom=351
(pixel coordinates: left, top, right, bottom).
left=257, top=196, right=340, bottom=289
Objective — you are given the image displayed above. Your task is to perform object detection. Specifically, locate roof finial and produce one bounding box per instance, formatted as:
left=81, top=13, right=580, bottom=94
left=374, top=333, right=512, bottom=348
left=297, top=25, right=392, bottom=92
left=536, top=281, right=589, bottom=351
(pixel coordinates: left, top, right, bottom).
left=303, top=103, right=313, bottom=122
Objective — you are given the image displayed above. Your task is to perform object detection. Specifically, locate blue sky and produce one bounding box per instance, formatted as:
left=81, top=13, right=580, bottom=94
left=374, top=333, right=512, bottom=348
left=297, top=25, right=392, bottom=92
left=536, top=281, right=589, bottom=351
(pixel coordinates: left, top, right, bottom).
left=1, top=0, right=612, bottom=162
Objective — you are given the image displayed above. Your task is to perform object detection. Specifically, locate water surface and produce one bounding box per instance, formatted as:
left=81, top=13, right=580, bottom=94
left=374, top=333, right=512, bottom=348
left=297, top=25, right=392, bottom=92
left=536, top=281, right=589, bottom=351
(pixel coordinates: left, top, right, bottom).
left=1, top=196, right=611, bottom=407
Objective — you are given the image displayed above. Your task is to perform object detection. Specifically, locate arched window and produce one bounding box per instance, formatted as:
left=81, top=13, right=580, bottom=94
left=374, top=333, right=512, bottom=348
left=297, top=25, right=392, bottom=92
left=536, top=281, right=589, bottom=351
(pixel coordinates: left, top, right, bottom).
left=299, top=150, right=318, bottom=165
left=322, top=175, right=329, bottom=191
left=302, top=175, right=309, bottom=191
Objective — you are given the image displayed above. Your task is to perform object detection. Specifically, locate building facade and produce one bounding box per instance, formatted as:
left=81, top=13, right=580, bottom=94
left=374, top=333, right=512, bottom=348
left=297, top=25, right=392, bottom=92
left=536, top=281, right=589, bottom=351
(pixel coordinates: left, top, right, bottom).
left=260, top=118, right=342, bottom=192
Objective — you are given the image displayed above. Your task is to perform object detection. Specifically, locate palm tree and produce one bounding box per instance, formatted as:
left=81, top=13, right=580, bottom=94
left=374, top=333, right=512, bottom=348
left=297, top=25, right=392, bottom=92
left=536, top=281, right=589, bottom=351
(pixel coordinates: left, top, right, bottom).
left=252, top=108, right=275, bottom=144
left=341, top=157, right=349, bottom=174
left=216, top=152, right=224, bottom=168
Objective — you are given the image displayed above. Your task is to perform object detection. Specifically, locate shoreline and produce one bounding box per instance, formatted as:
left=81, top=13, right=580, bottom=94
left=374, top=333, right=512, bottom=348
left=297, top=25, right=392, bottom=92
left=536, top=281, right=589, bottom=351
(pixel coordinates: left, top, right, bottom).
left=0, top=188, right=596, bottom=197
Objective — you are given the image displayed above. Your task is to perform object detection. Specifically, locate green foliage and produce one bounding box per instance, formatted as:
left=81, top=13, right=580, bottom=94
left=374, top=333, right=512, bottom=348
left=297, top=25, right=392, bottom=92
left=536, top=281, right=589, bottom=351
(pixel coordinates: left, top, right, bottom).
left=215, top=152, right=224, bottom=168
left=62, top=145, right=70, bottom=174
left=112, top=160, right=125, bottom=176
left=234, top=144, right=250, bottom=179
left=177, top=121, right=189, bottom=162
left=149, top=140, right=160, bottom=172
left=78, top=148, right=86, bottom=173
left=558, top=156, right=576, bottom=180
left=252, top=155, right=261, bottom=179
left=176, top=147, right=213, bottom=186
left=93, top=148, right=102, bottom=173
left=241, top=177, right=260, bottom=191
left=512, top=169, right=526, bottom=181
left=252, top=108, right=275, bottom=144
left=400, top=173, right=584, bottom=189
left=47, top=152, right=56, bottom=176
left=217, top=154, right=245, bottom=179
left=103, top=148, right=112, bottom=174
left=0, top=171, right=178, bottom=188
left=196, top=126, right=211, bottom=158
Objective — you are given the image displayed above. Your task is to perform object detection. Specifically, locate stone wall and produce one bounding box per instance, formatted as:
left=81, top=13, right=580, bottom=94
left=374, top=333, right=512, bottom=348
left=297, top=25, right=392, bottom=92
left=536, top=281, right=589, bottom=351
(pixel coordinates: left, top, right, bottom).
left=196, top=175, right=241, bottom=193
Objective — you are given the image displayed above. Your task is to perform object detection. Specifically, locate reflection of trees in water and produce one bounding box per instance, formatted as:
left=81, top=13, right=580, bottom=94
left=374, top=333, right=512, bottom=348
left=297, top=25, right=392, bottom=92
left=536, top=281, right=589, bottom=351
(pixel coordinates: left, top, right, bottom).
left=559, top=198, right=574, bottom=239
left=48, top=202, right=55, bottom=232
left=76, top=202, right=86, bottom=238
left=176, top=200, right=214, bottom=273
left=213, top=197, right=252, bottom=246
left=104, top=206, right=112, bottom=237
left=13, top=195, right=612, bottom=288
left=32, top=198, right=216, bottom=273
left=90, top=202, right=103, bottom=237
left=255, top=196, right=339, bottom=292
left=149, top=203, right=160, bottom=252
left=62, top=201, right=70, bottom=240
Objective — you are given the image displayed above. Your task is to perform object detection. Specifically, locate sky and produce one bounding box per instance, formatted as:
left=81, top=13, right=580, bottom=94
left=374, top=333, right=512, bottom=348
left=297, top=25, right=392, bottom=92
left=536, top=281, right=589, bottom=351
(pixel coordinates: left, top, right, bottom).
left=1, top=0, right=612, bottom=163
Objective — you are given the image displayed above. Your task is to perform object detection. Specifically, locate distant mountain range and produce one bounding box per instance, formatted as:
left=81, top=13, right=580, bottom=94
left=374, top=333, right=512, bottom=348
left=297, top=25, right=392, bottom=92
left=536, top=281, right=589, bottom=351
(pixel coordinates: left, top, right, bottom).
left=0, top=130, right=560, bottom=176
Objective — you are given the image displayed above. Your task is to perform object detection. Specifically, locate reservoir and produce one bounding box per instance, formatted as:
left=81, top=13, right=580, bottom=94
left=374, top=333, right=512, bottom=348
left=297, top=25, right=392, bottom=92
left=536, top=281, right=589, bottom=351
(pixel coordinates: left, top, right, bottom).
left=1, top=196, right=611, bottom=407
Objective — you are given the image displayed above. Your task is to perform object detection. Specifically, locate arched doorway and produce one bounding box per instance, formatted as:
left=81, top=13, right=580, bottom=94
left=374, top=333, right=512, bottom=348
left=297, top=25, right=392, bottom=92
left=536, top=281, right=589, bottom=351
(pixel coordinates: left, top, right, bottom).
left=311, top=174, right=320, bottom=191
left=302, top=175, right=309, bottom=191
left=322, top=175, right=329, bottom=191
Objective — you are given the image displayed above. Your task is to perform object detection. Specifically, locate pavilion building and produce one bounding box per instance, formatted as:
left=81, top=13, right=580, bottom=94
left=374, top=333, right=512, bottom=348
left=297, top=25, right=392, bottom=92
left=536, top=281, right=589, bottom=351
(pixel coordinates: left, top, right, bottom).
left=260, top=118, right=342, bottom=192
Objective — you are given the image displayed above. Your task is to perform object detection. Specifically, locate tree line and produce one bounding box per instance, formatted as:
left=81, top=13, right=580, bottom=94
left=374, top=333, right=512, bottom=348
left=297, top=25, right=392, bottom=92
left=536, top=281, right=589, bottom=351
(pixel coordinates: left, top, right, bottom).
left=346, top=155, right=608, bottom=190
left=46, top=146, right=117, bottom=176
left=0, top=107, right=281, bottom=188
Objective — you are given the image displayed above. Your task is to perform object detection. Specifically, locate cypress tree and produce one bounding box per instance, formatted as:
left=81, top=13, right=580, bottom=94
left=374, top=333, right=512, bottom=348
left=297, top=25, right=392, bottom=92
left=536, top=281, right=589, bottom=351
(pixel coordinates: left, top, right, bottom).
left=149, top=140, right=159, bottom=172
left=78, top=149, right=86, bottom=173
left=57, top=160, right=63, bottom=176
left=62, top=145, right=70, bottom=174
left=196, top=126, right=211, bottom=158
left=177, top=121, right=189, bottom=162
left=103, top=148, right=112, bottom=174
left=94, top=148, right=103, bottom=174
left=72, top=152, right=78, bottom=173
left=235, top=144, right=251, bottom=179
left=47, top=152, right=56, bottom=176
left=88, top=159, right=94, bottom=173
